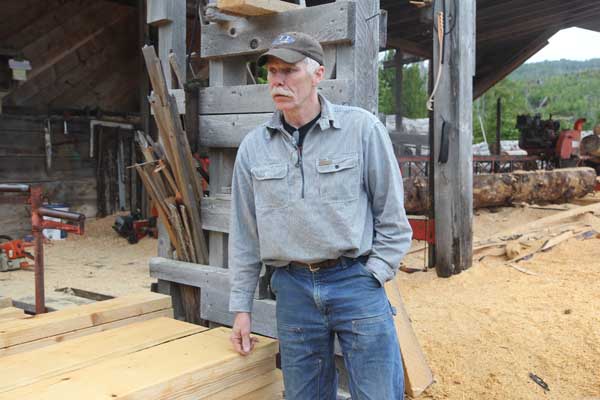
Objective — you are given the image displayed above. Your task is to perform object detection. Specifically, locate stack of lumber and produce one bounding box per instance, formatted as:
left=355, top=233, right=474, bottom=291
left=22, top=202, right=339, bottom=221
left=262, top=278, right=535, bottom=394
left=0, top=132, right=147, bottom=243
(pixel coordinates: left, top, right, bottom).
left=0, top=295, right=283, bottom=399
left=135, top=45, right=208, bottom=264
left=0, top=298, right=29, bottom=322
left=0, top=292, right=173, bottom=357
left=473, top=201, right=600, bottom=268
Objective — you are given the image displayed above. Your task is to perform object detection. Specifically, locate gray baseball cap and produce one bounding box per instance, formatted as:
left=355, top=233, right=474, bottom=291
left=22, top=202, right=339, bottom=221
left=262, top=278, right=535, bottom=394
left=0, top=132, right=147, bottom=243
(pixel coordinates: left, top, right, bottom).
left=257, top=32, right=324, bottom=67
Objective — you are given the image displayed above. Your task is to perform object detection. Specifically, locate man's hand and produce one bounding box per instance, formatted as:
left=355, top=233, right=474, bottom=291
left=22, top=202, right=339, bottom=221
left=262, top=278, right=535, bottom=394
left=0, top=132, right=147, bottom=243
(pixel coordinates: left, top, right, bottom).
left=230, top=312, right=258, bottom=356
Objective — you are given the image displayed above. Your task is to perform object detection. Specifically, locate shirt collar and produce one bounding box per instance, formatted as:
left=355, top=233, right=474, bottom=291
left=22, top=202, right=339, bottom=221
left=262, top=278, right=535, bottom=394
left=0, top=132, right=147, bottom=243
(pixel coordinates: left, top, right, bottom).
left=265, top=93, right=341, bottom=139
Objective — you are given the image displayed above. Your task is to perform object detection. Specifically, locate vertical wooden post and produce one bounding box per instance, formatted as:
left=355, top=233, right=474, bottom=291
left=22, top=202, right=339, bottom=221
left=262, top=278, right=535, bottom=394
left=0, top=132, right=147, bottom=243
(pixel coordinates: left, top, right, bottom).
left=494, top=97, right=502, bottom=172
left=432, top=0, right=475, bottom=276
left=394, top=50, right=403, bottom=134
left=336, top=0, right=379, bottom=113
left=147, top=0, right=186, bottom=89
left=207, top=59, right=245, bottom=268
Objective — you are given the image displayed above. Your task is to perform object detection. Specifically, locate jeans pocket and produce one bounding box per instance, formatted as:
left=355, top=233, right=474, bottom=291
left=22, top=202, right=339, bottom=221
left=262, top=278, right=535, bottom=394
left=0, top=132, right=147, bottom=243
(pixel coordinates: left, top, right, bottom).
left=269, top=267, right=278, bottom=295
left=356, top=260, right=382, bottom=288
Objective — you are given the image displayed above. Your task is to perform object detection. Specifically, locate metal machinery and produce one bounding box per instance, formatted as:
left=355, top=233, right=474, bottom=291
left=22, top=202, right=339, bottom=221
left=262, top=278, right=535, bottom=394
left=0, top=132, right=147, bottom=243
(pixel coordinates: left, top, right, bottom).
left=0, top=184, right=85, bottom=314
left=0, top=236, right=34, bottom=271
left=517, top=114, right=587, bottom=167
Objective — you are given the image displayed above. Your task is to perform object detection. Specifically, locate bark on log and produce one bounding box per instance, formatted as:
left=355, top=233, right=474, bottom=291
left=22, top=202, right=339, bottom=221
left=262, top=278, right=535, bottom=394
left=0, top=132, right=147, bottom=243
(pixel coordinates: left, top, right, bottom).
left=403, top=167, right=597, bottom=213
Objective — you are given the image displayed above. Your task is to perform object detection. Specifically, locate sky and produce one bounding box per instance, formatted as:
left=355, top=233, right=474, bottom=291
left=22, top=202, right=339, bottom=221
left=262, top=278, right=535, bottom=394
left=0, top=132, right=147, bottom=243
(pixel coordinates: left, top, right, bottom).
left=526, top=27, right=600, bottom=63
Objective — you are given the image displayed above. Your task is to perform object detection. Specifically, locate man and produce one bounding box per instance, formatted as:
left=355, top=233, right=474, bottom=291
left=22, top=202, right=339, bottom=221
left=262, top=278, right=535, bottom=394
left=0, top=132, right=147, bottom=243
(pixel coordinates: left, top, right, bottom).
left=228, top=31, right=412, bottom=399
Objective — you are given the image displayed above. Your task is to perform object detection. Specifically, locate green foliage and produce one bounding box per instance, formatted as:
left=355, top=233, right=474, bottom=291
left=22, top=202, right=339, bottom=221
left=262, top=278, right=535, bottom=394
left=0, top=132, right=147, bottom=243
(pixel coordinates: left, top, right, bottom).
left=474, top=58, right=600, bottom=143
left=378, top=51, right=428, bottom=118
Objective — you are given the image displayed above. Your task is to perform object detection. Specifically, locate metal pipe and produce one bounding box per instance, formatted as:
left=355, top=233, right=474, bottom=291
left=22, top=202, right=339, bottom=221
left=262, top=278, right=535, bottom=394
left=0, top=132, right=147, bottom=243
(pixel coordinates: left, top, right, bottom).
left=30, top=186, right=45, bottom=314
left=89, top=120, right=134, bottom=158
left=0, top=184, right=30, bottom=192
left=37, top=206, right=85, bottom=222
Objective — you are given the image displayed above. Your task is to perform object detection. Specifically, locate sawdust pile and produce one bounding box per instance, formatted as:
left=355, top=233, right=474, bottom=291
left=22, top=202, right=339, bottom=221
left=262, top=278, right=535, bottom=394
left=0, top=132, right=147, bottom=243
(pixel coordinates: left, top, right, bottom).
left=401, top=196, right=600, bottom=399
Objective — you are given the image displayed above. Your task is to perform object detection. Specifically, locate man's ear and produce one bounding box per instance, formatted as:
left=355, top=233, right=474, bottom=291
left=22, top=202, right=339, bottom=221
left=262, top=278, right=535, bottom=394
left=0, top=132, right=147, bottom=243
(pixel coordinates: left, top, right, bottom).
left=313, top=65, right=325, bottom=86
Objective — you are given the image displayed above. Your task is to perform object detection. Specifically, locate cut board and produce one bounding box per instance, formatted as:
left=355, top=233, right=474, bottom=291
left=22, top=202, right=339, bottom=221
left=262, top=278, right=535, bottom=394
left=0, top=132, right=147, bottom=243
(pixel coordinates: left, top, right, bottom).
left=0, top=317, right=206, bottom=393
left=0, top=292, right=172, bottom=350
left=218, top=0, right=302, bottom=16
left=0, top=307, right=28, bottom=322
left=0, top=327, right=278, bottom=400
left=385, top=279, right=434, bottom=397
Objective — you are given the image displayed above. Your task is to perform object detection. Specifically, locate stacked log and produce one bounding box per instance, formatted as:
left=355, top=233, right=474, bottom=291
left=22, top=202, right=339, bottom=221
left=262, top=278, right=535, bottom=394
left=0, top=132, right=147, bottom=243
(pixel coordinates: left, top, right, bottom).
left=403, top=167, right=597, bottom=213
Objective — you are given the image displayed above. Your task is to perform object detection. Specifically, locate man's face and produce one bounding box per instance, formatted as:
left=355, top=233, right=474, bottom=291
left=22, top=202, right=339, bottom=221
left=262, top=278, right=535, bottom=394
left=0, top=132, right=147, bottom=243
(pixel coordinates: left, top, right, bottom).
left=266, top=57, right=323, bottom=112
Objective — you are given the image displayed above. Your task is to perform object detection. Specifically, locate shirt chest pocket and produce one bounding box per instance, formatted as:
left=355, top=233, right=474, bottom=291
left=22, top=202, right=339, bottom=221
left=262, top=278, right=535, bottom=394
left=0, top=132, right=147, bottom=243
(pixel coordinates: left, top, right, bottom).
left=251, top=163, right=289, bottom=209
left=316, top=154, right=360, bottom=203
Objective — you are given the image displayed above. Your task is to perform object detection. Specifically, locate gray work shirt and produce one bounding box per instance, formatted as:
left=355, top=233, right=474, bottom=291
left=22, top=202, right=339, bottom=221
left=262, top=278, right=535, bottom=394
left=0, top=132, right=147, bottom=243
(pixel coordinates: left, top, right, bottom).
left=229, top=95, right=412, bottom=313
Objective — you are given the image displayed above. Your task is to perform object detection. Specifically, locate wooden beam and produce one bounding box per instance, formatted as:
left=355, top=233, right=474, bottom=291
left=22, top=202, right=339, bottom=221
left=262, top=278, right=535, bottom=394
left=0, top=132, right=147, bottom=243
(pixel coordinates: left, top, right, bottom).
left=1, top=327, right=278, bottom=400
left=0, top=309, right=173, bottom=358
left=0, top=292, right=171, bottom=350
left=199, top=79, right=352, bottom=114
left=199, top=113, right=271, bottom=147
left=217, top=0, right=302, bottom=16
left=474, top=31, right=552, bottom=98
left=432, top=0, right=475, bottom=276
left=386, top=37, right=432, bottom=59
left=200, top=1, right=355, bottom=59
left=0, top=318, right=206, bottom=393
left=335, top=0, right=379, bottom=114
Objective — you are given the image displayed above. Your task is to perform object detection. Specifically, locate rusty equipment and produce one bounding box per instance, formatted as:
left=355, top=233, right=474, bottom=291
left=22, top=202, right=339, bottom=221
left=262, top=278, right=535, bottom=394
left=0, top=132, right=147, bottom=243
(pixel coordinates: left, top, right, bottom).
left=517, top=115, right=587, bottom=167
left=0, top=184, right=85, bottom=314
left=0, top=236, right=34, bottom=271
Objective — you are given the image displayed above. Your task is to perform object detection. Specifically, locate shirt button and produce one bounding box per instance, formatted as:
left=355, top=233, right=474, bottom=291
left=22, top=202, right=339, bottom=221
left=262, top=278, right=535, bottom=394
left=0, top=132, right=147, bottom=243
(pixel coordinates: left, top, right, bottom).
left=335, top=165, right=339, bottom=169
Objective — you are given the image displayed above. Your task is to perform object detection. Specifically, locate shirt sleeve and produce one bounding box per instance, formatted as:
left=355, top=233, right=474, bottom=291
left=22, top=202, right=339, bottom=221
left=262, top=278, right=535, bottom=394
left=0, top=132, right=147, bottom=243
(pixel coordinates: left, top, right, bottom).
left=363, top=119, right=413, bottom=286
left=228, top=140, right=262, bottom=313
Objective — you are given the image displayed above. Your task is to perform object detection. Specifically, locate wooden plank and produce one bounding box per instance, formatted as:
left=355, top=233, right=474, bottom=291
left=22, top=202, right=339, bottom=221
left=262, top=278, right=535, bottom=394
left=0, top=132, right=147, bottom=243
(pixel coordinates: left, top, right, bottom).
left=199, top=79, right=352, bottom=114
left=217, top=0, right=301, bottom=16
left=199, top=113, right=271, bottom=148
left=205, top=369, right=283, bottom=400
left=384, top=279, right=434, bottom=398
left=0, top=309, right=174, bottom=358
left=0, top=328, right=278, bottom=400
left=201, top=1, right=355, bottom=59
left=432, top=0, right=475, bottom=276
left=0, top=298, right=12, bottom=309
left=201, top=288, right=277, bottom=338
left=0, top=292, right=171, bottom=350
left=236, top=382, right=284, bottom=400
left=0, top=318, right=206, bottom=393
left=150, top=89, right=185, bottom=115
left=0, top=308, right=28, bottom=322
left=150, top=257, right=230, bottom=291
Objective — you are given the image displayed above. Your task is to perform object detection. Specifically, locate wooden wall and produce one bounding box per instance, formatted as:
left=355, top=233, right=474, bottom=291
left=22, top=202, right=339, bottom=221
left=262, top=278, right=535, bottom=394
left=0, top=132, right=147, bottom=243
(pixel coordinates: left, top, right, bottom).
left=0, top=0, right=139, bottom=112
left=0, top=115, right=97, bottom=238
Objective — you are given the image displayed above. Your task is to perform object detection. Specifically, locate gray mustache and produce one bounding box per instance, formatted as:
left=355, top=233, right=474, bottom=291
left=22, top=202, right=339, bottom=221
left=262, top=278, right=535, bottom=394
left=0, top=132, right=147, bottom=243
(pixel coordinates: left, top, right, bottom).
left=270, top=87, right=293, bottom=97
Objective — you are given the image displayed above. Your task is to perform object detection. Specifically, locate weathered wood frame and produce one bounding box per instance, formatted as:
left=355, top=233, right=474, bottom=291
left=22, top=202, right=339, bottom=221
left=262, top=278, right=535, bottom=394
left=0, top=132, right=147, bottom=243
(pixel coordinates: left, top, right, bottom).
left=432, top=0, right=475, bottom=276
left=153, top=0, right=381, bottom=336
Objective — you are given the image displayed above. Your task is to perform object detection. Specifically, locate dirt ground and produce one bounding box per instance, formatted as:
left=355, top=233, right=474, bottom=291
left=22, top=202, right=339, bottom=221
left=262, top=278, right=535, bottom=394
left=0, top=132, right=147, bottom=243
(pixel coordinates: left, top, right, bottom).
left=1, top=197, right=599, bottom=399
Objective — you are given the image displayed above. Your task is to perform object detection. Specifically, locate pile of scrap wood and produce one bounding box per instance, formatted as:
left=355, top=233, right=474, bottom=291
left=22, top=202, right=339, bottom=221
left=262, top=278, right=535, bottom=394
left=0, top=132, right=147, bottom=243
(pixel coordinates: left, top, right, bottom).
left=0, top=293, right=283, bottom=399
left=134, top=45, right=207, bottom=264
left=473, top=202, right=600, bottom=272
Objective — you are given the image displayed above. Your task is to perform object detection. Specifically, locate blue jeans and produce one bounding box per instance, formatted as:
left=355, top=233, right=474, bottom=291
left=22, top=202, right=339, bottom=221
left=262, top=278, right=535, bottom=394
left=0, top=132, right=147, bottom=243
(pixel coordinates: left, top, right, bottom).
left=270, top=257, right=404, bottom=400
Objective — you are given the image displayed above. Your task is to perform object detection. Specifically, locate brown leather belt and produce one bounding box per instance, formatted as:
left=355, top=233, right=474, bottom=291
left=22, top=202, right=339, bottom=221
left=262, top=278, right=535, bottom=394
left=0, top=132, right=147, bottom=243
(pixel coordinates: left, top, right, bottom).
left=290, top=257, right=343, bottom=272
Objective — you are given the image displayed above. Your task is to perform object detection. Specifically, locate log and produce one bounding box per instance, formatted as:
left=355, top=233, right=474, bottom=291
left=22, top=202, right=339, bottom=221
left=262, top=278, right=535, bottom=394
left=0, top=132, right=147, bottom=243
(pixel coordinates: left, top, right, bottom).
left=403, top=168, right=597, bottom=213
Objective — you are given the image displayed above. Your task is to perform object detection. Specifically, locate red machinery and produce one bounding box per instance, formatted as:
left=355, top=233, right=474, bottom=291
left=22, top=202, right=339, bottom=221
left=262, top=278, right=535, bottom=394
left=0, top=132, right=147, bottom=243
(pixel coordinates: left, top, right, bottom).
left=517, top=114, right=587, bottom=167
left=0, top=184, right=85, bottom=314
left=0, top=236, right=34, bottom=271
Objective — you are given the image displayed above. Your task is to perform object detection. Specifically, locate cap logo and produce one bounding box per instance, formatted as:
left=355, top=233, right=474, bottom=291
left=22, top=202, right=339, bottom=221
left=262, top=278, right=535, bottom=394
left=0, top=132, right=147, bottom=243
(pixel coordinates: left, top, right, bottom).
left=272, top=34, right=295, bottom=46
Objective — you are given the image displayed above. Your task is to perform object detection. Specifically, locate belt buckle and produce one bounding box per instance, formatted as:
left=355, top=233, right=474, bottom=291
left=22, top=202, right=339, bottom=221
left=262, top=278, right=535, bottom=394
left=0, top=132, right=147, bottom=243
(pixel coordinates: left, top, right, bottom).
left=308, top=263, right=320, bottom=272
